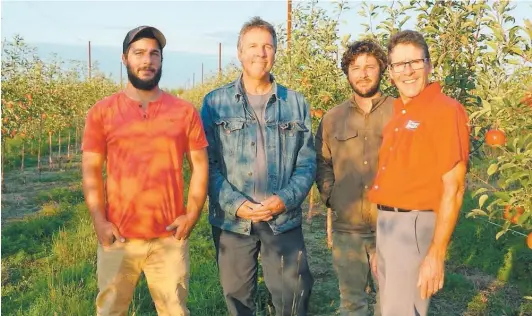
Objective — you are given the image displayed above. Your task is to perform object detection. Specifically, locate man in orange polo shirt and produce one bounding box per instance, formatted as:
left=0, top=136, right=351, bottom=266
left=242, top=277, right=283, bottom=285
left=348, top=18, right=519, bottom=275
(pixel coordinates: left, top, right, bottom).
left=367, top=30, right=470, bottom=316
left=81, top=26, right=208, bottom=316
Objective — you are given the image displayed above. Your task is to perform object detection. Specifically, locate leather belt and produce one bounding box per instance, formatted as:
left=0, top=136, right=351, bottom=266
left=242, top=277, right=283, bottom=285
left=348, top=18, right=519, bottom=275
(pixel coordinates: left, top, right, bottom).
left=377, top=204, right=432, bottom=213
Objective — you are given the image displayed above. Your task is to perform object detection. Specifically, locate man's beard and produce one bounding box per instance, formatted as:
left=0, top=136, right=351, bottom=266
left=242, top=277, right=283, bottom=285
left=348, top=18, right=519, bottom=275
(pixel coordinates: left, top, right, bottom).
left=126, top=63, right=162, bottom=91
left=349, top=75, right=381, bottom=98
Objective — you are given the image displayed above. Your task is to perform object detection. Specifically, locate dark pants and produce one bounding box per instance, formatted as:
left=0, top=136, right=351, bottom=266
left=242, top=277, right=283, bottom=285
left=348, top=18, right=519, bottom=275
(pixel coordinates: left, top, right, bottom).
left=332, top=231, right=380, bottom=316
left=212, top=222, right=314, bottom=316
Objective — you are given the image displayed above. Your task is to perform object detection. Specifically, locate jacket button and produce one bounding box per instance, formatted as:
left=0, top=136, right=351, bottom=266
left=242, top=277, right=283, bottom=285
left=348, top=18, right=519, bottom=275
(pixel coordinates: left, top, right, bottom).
left=251, top=142, right=255, bottom=146
left=244, top=227, right=249, bottom=232
left=248, top=172, right=253, bottom=176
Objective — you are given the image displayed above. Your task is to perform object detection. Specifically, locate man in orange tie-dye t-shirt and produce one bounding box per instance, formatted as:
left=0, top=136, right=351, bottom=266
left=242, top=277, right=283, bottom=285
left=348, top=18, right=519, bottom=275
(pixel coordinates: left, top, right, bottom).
left=81, top=26, right=208, bottom=316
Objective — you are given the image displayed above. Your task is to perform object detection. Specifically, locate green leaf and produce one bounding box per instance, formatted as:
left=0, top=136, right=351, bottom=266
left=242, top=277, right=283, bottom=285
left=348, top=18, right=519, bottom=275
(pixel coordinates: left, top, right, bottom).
left=499, top=163, right=516, bottom=171
left=425, top=26, right=438, bottom=34
left=466, top=209, right=488, bottom=218
left=472, top=188, right=489, bottom=197
left=506, top=172, right=530, bottom=185
left=507, top=58, right=522, bottom=66
left=487, top=198, right=503, bottom=211
left=495, top=229, right=507, bottom=240
left=482, top=99, right=491, bottom=111
left=479, top=194, right=489, bottom=208
left=513, top=137, right=519, bottom=151
left=487, top=163, right=498, bottom=176
left=510, top=46, right=524, bottom=56
left=517, top=211, right=530, bottom=225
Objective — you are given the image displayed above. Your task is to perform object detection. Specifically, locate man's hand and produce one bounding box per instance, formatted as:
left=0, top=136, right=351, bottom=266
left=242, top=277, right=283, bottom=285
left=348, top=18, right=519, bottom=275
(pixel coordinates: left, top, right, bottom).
left=236, top=201, right=273, bottom=223
left=93, top=219, right=124, bottom=247
left=258, top=195, right=286, bottom=216
left=166, top=213, right=200, bottom=240
left=416, top=161, right=466, bottom=299
left=417, top=249, right=445, bottom=299
left=370, top=251, right=378, bottom=281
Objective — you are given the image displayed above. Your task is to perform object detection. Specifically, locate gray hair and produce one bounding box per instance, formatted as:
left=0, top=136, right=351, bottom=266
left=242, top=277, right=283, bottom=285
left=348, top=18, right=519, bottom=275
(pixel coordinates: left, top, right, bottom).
left=237, top=16, right=277, bottom=51
left=388, top=30, right=431, bottom=62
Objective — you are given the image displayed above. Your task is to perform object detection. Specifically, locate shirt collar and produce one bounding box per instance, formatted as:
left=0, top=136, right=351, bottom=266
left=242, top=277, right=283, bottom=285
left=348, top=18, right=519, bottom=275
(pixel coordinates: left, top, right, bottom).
left=350, top=93, right=389, bottom=112
left=393, top=82, right=442, bottom=111
left=234, top=73, right=279, bottom=102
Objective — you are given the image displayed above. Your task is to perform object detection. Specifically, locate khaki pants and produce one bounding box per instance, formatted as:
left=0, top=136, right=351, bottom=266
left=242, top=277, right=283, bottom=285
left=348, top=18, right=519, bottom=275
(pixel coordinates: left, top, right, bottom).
left=332, top=231, right=380, bottom=316
left=96, top=236, right=190, bottom=316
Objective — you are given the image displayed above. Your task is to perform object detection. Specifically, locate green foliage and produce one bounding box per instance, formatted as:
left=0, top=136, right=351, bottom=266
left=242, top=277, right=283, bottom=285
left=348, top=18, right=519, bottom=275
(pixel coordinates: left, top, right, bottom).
left=180, top=0, right=532, bottom=238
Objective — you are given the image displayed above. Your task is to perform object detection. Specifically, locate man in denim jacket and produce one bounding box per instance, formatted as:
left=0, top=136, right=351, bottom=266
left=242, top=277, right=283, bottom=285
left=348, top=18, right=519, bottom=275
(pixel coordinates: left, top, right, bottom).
left=200, top=16, right=316, bottom=316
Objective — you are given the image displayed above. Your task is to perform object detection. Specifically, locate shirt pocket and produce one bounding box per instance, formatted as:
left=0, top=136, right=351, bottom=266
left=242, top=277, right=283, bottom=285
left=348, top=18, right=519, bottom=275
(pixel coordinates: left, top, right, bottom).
left=335, top=129, right=358, bottom=141
left=333, top=129, right=360, bottom=158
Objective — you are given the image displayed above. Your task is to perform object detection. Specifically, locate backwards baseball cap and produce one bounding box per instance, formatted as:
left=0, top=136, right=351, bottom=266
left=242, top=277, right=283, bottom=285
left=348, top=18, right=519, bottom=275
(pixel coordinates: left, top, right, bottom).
left=122, top=25, right=166, bottom=54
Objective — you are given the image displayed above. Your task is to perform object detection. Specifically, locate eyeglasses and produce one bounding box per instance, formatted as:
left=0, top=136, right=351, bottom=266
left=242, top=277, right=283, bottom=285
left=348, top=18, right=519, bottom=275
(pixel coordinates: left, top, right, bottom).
left=388, top=58, right=428, bottom=73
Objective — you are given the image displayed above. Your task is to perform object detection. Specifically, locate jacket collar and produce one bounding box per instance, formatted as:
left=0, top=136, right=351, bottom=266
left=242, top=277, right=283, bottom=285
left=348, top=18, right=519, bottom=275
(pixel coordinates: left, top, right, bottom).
left=234, top=73, right=279, bottom=103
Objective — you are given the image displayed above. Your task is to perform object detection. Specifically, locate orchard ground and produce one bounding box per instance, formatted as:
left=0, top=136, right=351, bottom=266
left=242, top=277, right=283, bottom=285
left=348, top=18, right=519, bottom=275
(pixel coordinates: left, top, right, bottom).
left=1, top=147, right=531, bottom=316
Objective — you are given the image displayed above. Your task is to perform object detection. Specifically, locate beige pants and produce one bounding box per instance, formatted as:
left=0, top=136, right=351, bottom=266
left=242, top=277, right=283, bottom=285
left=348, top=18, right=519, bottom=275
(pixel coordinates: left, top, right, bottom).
left=96, top=236, right=190, bottom=316
left=376, top=210, right=436, bottom=316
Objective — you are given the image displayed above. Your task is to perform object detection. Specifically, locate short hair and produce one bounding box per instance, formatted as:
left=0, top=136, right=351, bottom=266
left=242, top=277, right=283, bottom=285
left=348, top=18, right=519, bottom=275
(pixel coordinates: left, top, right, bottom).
left=237, top=16, right=277, bottom=51
left=387, top=30, right=430, bottom=62
left=340, top=39, right=387, bottom=75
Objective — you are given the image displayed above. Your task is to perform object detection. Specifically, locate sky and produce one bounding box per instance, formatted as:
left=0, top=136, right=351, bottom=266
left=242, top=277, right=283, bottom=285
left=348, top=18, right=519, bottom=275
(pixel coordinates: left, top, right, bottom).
left=2, top=0, right=532, bottom=88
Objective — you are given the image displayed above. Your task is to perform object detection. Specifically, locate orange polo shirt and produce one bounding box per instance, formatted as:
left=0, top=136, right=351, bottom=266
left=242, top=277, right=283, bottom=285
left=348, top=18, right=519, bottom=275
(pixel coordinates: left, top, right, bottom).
left=82, top=91, right=208, bottom=239
left=367, top=82, right=470, bottom=212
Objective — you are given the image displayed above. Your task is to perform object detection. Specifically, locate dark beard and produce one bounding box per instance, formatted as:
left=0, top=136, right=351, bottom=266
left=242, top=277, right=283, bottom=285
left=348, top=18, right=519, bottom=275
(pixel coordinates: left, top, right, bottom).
left=349, top=76, right=381, bottom=98
left=126, top=64, right=162, bottom=91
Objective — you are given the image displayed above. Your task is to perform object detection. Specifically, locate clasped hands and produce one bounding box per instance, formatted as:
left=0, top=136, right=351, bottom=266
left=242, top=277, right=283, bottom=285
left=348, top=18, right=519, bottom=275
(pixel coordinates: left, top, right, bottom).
left=236, top=195, right=286, bottom=222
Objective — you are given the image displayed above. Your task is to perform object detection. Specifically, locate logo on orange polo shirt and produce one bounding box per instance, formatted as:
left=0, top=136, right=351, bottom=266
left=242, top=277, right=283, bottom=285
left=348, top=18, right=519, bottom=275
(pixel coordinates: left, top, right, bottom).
left=405, top=120, right=421, bottom=130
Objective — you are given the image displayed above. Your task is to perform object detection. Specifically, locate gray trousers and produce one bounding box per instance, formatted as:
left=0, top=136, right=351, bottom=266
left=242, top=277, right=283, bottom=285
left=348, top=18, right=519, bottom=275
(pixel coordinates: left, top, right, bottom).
left=212, top=222, right=313, bottom=316
left=376, top=210, right=436, bottom=316
left=332, top=231, right=380, bottom=316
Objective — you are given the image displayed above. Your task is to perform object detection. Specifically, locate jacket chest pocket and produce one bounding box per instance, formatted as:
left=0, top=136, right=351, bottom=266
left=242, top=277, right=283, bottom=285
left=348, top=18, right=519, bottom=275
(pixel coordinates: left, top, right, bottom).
left=279, top=121, right=308, bottom=158
left=215, top=119, right=245, bottom=157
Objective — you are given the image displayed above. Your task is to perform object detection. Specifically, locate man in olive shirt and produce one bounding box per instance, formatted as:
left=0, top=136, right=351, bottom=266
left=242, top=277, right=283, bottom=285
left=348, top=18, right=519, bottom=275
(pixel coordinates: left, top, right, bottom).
left=316, top=39, right=394, bottom=315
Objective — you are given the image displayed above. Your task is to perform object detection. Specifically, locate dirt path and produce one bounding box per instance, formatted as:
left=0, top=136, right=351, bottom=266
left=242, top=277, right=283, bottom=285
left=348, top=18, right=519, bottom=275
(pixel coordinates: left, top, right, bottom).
left=1, top=161, right=82, bottom=225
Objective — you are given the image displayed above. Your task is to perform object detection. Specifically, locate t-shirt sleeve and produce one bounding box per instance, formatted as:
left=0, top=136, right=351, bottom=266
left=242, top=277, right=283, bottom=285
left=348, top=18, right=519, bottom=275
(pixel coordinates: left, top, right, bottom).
left=436, top=102, right=470, bottom=173
left=187, top=107, right=208, bottom=151
left=81, top=105, right=107, bottom=154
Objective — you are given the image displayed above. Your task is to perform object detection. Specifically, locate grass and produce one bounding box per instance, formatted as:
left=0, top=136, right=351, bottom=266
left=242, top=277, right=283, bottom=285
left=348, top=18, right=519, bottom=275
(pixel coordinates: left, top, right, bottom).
left=1, top=150, right=531, bottom=315
left=1, top=157, right=228, bottom=316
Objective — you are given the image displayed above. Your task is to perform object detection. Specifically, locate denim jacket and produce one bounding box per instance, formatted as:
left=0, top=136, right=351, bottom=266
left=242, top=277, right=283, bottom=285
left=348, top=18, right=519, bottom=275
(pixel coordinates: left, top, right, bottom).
left=200, top=74, right=316, bottom=235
